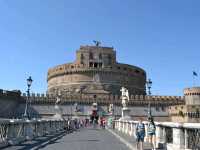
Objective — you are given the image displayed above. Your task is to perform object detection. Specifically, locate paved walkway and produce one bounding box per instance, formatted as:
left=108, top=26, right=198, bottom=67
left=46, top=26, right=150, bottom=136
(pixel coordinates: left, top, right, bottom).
left=2, top=127, right=162, bottom=150
left=39, top=128, right=129, bottom=150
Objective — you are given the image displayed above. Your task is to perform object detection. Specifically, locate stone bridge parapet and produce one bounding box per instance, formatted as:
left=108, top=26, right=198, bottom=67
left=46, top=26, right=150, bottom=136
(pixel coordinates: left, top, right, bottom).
left=114, top=120, right=200, bottom=150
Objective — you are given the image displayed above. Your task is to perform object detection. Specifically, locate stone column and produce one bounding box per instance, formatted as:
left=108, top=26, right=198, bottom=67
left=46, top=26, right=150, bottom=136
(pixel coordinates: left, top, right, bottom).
left=162, top=127, right=167, bottom=144
left=172, top=128, right=185, bottom=149
left=115, top=121, right=118, bottom=130
left=122, top=122, right=125, bottom=133
left=144, top=123, right=148, bottom=142
left=130, top=122, right=134, bottom=136
left=125, top=122, right=129, bottom=134
left=184, top=129, right=188, bottom=149
left=156, top=126, right=163, bottom=148
left=119, top=121, right=121, bottom=131
left=24, top=120, right=34, bottom=140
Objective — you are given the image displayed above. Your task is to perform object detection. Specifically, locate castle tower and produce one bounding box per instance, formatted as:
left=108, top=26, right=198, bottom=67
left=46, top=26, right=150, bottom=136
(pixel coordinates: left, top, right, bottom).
left=47, top=45, right=146, bottom=97
left=184, top=87, right=200, bottom=105
left=169, top=87, right=200, bottom=123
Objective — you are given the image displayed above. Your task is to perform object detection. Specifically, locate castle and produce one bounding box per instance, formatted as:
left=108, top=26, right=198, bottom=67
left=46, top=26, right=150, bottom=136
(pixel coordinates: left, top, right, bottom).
left=0, top=44, right=199, bottom=122
left=47, top=45, right=146, bottom=96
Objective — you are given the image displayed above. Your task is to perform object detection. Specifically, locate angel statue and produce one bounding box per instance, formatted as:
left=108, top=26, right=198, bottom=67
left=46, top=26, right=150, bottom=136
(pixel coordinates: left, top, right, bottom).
left=53, top=91, right=63, bottom=119
left=109, top=103, right=114, bottom=114
left=120, top=87, right=129, bottom=108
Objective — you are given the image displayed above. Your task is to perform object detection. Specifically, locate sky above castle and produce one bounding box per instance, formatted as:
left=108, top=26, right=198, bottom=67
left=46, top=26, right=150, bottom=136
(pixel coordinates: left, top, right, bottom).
left=0, top=0, right=200, bottom=96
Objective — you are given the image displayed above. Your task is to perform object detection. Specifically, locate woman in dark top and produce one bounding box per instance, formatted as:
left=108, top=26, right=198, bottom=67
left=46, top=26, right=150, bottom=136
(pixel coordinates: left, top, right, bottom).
left=147, top=117, right=156, bottom=150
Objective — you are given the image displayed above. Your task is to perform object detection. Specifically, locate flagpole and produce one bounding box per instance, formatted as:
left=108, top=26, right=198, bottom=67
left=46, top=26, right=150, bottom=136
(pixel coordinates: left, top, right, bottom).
left=193, top=74, right=195, bottom=87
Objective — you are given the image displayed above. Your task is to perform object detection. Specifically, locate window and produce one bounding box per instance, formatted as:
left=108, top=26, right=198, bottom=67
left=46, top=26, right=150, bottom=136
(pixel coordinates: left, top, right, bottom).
left=89, top=62, right=93, bottom=67
left=135, top=70, right=140, bottom=73
left=99, top=53, right=102, bottom=59
left=161, top=106, right=165, bottom=111
left=89, top=53, right=93, bottom=59
left=99, top=63, right=102, bottom=68
left=108, top=54, right=112, bottom=65
left=94, top=63, right=98, bottom=68
left=156, top=106, right=159, bottom=111
left=81, top=53, right=84, bottom=60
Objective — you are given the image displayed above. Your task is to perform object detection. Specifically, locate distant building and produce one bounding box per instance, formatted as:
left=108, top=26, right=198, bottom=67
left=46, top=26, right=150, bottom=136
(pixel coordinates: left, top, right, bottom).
left=1, top=44, right=196, bottom=122
left=47, top=45, right=146, bottom=96
left=169, top=87, right=200, bottom=123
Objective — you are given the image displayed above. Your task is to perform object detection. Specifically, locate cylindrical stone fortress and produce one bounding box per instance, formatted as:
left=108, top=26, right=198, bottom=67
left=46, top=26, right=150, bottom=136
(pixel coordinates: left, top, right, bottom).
left=47, top=45, right=146, bottom=96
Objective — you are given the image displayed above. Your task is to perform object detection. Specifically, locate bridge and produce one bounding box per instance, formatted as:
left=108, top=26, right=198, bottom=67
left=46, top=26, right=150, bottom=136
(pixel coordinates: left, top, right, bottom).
left=0, top=119, right=199, bottom=150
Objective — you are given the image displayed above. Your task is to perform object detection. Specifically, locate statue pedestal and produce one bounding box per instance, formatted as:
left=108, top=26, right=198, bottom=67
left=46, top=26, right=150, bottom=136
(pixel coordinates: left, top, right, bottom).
left=119, top=107, right=131, bottom=121
left=53, top=113, right=63, bottom=119
left=52, top=105, right=63, bottom=120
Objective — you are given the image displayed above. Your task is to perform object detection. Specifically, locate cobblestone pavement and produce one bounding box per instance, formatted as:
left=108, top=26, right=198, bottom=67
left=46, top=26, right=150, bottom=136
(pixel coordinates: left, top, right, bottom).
left=38, top=128, right=129, bottom=150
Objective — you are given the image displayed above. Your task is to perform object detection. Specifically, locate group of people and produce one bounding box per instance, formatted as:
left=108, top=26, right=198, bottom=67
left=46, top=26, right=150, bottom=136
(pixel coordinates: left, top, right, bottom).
left=135, top=117, right=156, bottom=150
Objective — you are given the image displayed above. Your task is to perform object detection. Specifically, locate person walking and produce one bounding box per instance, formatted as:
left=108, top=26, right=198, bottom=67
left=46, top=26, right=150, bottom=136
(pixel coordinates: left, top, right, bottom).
left=147, top=117, right=156, bottom=150
left=135, top=118, right=145, bottom=150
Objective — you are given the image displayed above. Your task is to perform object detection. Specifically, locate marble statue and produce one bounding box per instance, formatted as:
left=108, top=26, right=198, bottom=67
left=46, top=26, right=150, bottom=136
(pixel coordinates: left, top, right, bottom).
left=120, top=87, right=129, bottom=108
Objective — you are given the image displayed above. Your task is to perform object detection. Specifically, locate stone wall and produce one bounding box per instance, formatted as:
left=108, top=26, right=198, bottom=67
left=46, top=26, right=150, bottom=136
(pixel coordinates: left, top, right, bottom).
left=0, top=89, right=21, bottom=118
left=0, top=89, right=184, bottom=120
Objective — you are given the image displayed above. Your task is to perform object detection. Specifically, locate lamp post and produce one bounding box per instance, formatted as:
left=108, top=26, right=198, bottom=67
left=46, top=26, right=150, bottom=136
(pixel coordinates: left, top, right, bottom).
left=67, top=91, right=72, bottom=119
left=146, top=78, right=152, bottom=118
left=23, top=76, right=33, bottom=119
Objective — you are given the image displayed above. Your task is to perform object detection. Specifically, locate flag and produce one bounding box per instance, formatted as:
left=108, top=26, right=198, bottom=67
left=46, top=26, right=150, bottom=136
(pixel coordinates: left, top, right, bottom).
left=193, top=71, right=198, bottom=76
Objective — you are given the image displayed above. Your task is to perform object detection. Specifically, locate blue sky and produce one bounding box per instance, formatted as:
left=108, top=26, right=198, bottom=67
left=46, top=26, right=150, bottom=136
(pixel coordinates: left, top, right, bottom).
left=0, top=0, right=200, bottom=96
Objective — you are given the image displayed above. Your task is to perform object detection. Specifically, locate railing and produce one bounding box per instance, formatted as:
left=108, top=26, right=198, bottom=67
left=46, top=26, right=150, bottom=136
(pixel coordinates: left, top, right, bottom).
left=114, top=120, right=200, bottom=150
left=0, top=119, right=65, bottom=148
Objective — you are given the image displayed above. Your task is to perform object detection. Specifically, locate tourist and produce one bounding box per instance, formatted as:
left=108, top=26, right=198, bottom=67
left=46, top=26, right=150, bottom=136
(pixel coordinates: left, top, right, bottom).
left=147, top=117, right=156, bottom=150
left=135, top=118, right=145, bottom=150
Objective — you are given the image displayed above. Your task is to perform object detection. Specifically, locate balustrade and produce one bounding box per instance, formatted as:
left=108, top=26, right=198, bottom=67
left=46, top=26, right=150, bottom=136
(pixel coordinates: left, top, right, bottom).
left=113, top=120, right=200, bottom=150
left=0, top=119, right=65, bottom=148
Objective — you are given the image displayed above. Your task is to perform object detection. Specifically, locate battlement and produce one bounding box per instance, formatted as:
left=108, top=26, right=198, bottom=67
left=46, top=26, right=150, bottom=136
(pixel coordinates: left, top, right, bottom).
left=184, top=87, right=200, bottom=96
left=21, top=92, right=184, bottom=105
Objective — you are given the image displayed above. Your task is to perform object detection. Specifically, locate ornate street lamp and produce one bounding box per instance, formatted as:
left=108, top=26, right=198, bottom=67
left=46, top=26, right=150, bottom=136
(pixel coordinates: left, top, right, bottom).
left=23, top=76, right=33, bottom=119
left=146, top=78, right=152, bottom=118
